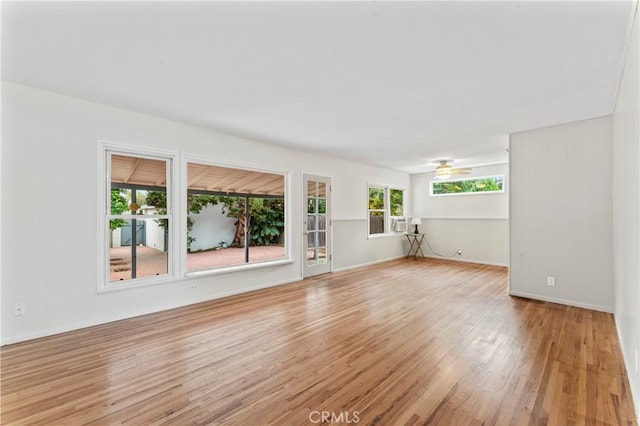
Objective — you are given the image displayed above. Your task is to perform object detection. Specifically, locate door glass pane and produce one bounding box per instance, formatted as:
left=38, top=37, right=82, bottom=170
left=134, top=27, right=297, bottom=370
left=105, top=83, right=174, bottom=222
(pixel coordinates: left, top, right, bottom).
left=308, top=232, right=316, bottom=248
left=307, top=215, right=316, bottom=231
left=318, top=198, right=326, bottom=214
left=318, top=182, right=326, bottom=197
left=308, top=181, right=317, bottom=197
left=307, top=249, right=317, bottom=265
left=318, top=216, right=326, bottom=231
left=318, top=247, right=327, bottom=264
left=304, top=177, right=330, bottom=273
left=318, top=231, right=326, bottom=247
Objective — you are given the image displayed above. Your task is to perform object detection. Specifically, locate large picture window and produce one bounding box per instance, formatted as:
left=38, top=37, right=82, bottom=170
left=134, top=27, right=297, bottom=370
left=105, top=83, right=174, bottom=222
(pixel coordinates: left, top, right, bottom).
left=185, top=162, right=286, bottom=272
left=105, top=150, right=174, bottom=286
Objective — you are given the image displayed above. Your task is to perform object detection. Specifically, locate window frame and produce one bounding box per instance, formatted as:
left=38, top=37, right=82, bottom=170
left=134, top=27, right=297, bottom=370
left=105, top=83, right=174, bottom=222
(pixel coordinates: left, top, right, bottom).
left=368, top=185, right=387, bottom=236
left=98, top=143, right=295, bottom=290
left=429, top=174, right=505, bottom=196
left=367, top=184, right=405, bottom=238
left=98, top=142, right=179, bottom=292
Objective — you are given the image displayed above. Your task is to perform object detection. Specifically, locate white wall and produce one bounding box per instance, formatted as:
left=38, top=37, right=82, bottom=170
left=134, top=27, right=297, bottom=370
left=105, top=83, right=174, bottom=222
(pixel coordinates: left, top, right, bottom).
left=510, top=116, right=613, bottom=312
left=0, top=82, right=410, bottom=344
left=332, top=221, right=406, bottom=271
left=411, top=163, right=509, bottom=266
left=419, top=219, right=509, bottom=266
left=189, top=203, right=236, bottom=251
left=613, top=2, right=640, bottom=415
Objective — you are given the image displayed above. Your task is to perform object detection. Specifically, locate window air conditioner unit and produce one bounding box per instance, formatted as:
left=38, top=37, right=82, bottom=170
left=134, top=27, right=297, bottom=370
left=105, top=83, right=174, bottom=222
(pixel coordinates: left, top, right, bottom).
left=393, top=218, right=407, bottom=232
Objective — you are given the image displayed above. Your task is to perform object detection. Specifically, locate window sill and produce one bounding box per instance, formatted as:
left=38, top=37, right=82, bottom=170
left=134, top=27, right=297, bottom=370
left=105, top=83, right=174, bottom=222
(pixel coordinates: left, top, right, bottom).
left=367, top=232, right=405, bottom=240
left=97, top=259, right=294, bottom=293
left=184, top=258, right=294, bottom=279
left=97, top=274, right=177, bottom=294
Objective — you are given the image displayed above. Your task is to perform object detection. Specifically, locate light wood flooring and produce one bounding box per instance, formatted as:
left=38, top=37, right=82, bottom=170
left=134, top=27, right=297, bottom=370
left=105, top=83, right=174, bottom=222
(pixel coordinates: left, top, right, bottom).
left=1, top=258, right=637, bottom=425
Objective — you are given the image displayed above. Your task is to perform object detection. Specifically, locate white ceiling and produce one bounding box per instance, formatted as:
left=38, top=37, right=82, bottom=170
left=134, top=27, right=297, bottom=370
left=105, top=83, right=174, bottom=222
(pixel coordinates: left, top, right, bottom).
left=1, top=1, right=633, bottom=174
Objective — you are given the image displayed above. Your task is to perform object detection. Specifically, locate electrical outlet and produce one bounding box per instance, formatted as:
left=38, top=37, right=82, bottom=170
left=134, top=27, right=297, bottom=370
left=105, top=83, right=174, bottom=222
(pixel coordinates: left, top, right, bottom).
left=547, top=276, right=555, bottom=287
left=14, top=303, right=25, bottom=316
left=456, top=248, right=462, bottom=255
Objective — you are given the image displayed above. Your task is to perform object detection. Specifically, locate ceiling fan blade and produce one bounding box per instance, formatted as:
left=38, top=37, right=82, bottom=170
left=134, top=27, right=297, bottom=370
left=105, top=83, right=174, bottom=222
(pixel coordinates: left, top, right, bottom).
left=433, top=161, right=472, bottom=176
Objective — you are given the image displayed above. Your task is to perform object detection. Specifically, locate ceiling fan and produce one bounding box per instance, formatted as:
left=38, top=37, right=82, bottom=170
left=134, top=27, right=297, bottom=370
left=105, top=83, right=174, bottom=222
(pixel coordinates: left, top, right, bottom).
left=434, top=160, right=471, bottom=180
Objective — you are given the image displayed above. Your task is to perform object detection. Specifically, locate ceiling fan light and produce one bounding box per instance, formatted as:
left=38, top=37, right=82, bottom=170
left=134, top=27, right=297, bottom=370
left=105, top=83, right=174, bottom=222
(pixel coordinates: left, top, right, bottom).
left=436, top=174, right=451, bottom=180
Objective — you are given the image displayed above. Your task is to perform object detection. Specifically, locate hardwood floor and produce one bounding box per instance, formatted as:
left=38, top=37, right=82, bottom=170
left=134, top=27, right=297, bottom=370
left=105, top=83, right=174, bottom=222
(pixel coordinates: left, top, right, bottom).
left=1, top=258, right=637, bottom=425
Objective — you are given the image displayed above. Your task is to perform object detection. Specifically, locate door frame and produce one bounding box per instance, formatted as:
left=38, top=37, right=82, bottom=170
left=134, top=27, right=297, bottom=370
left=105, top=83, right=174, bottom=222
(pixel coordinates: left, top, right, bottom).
left=302, top=174, right=332, bottom=278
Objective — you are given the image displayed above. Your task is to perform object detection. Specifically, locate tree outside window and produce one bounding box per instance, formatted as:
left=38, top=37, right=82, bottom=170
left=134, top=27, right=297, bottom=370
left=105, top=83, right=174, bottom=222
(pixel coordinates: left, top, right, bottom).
left=390, top=189, right=404, bottom=217
left=431, top=176, right=504, bottom=195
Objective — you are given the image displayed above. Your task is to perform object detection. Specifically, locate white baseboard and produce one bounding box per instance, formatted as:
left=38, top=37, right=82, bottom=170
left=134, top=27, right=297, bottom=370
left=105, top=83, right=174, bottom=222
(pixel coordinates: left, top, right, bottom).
left=614, top=314, right=640, bottom=423
left=423, top=254, right=509, bottom=268
left=508, top=290, right=613, bottom=313
left=332, top=255, right=406, bottom=273
left=1, top=277, right=302, bottom=346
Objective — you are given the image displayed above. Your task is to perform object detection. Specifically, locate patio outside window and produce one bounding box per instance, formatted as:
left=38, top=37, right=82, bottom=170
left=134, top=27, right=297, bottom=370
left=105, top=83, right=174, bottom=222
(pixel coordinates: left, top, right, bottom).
left=185, top=162, right=286, bottom=271
left=107, top=152, right=173, bottom=284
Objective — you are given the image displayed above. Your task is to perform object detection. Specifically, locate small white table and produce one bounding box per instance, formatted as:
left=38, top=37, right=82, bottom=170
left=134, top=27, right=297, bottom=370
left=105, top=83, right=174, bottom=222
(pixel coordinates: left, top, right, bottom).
left=405, top=233, right=425, bottom=258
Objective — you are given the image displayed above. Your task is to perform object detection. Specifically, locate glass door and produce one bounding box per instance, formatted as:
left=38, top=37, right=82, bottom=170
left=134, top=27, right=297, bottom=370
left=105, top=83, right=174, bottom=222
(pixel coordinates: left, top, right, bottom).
left=303, top=175, right=331, bottom=277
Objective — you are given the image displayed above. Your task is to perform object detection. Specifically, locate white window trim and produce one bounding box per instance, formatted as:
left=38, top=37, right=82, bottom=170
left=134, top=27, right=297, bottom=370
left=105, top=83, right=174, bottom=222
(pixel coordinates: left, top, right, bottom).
left=367, top=184, right=406, bottom=238
left=429, top=174, right=505, bottom=197
left=180, top=153, right=292, bottom=276
left=97, top=141, right=180, bottom=292
left=185, top=258, right=295, bottom=279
